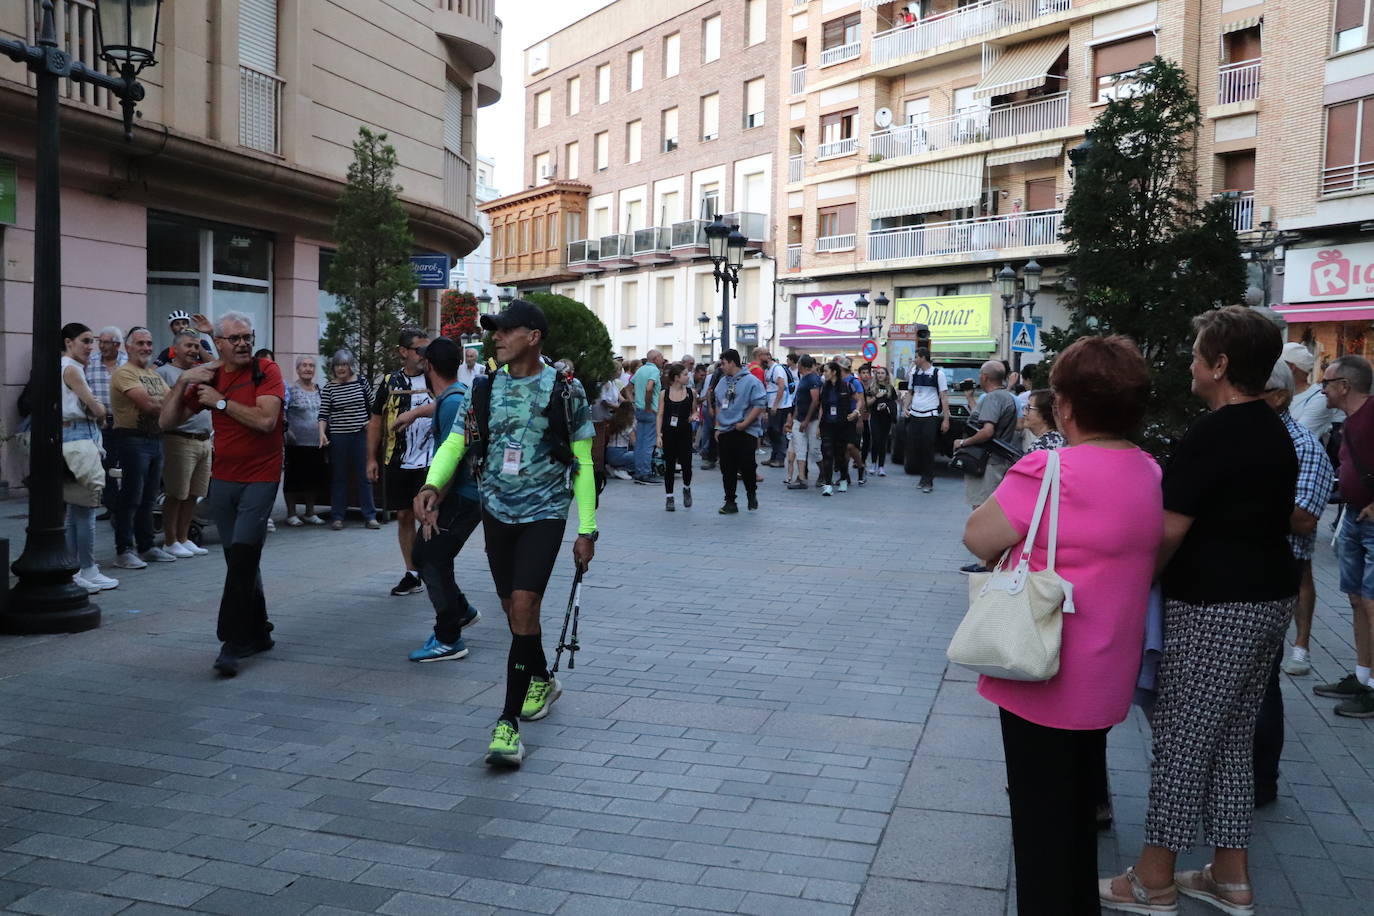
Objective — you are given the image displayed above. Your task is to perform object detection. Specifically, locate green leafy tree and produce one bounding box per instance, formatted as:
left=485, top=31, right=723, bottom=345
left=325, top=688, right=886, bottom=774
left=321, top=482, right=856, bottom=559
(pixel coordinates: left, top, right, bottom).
left=320, top=127, right=420, bottom=380
left=482, top=293, right=616, bottom=395
left=1042, top=57, right=1245, bottom=453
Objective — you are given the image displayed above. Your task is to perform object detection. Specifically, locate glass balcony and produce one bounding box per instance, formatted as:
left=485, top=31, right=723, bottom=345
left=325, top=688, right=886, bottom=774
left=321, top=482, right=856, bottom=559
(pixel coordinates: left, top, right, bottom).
left=720, top=211, right=769, bottom=243
left=871, top=0, right=1071, bottom=68
left=671, top=219, right=710, bottom=258
left=866, top=209, right=1063, bottom=262
left=598, top=233, right=634, bottom=267
left=632, top=227, right=673, bottom=263
left=567, top=239, right=602, bottom=272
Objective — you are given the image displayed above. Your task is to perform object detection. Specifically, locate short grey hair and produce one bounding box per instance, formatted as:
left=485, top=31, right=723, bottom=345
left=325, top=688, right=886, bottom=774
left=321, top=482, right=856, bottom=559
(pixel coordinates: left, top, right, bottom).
left=216, top=311, right=254, bottom=334
left=331, top=349, right=356, bottom=367
left=173, top=328, right=202, bottom=344
left=1266, top=359, right=1295, bottom=395
left=981, top=360, right=1007, bottom=384
left=97, top=325, right=123, bottom=342
left=294, top=354, right=318, bottom=371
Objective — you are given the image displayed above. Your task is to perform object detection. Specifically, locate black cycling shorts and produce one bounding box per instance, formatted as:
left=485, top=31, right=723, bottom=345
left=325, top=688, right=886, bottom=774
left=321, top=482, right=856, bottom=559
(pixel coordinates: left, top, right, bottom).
left=385, top=465, right=428, bottom=512
left=483, top=515, right=568, bottom=598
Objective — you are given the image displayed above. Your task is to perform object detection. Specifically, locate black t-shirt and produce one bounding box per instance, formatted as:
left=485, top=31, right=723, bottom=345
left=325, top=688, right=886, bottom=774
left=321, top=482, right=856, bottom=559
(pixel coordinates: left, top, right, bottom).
left=1162, top=400, right=1298, bottom=603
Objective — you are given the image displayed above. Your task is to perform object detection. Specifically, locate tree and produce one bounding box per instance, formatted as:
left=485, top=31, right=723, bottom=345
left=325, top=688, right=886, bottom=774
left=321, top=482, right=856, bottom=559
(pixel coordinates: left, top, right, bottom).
left=1042, top=57, right=1245, bottom=453
left=483, top=293, right=616, bottom=395
left=321, top=127, right=420, bottom=380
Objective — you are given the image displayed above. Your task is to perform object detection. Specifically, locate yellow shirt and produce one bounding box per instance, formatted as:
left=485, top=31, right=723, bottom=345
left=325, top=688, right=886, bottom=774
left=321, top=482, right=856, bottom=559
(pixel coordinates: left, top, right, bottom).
left=110, top=362, right=169, bottom=435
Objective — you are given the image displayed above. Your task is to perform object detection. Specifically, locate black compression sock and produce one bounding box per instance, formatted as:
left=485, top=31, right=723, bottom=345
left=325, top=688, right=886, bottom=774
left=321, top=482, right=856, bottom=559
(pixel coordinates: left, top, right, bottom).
left=501, top=633, right=546, bottom=724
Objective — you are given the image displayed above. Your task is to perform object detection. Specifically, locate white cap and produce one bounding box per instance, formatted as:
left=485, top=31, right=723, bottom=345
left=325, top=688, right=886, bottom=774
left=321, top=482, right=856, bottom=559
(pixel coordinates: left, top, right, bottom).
left=1281, top=341, right=1315, bottom=373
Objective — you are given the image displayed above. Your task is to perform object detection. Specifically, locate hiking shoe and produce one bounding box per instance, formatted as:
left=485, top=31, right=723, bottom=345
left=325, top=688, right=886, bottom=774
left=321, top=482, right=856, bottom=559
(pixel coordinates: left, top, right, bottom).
left=142, top=546, right=177, bottom=563
left=213, top=645, right=240, bottom=677
left=682, top=486, right=692, bottom=508
left=458, top=605, right=481, bottom=630
left=787, top=479, right=809, bottom=490
left=113, top=550, right=147, bottom=570
left=485, top=720, right=523, bottom=768
left=747, top=495, right=759, bottom=511
left=1334, top=685, right=1374, bottom=718
left=391, top=572, right=424, bottom=596
left=1280, top=654, right=1311, bottom=676
left=408, top=633, right=468, bottom=662
left=521, top=676, right=562, bottom=721
left=837, top=480, right=849, bottom=493
left=821, top=485, right=833, bottom=496
left=665, top=496, right=675, bottom=512
left=1314, top=674, right=1367, bottom=698
left=719, top=501, right=739, bottom=515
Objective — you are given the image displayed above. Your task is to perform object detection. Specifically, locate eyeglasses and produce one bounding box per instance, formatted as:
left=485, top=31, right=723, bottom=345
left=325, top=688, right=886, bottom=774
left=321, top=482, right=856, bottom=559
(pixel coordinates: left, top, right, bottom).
left=1318, top=377, right=1349, bottom=390
left=216, top=333, right=256, bottom=345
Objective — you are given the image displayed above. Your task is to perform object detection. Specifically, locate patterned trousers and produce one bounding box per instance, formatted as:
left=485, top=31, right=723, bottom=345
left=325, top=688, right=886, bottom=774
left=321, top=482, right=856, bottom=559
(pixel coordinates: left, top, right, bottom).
left=1144, top=597, right=1294, bottom=852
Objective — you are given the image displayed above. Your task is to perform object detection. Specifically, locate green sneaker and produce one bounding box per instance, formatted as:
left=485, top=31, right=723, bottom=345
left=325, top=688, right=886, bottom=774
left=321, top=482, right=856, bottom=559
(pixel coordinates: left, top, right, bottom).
left=521, top=675, right=562, bottom=721
left=1314, top=674, right=1366, bottom=698
left=1334, top=685, right=1374, bottom=718
left=485, top=720, right=523, bottom=767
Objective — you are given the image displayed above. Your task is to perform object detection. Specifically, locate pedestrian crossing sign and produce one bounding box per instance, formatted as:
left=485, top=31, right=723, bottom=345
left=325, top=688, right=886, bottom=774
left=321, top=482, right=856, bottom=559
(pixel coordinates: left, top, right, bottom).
left=1011, top=321, right=1037, bottom=354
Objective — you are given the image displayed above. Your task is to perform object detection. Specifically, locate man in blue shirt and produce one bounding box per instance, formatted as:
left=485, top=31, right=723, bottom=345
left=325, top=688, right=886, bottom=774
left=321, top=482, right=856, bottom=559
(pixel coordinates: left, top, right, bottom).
left=408, top=337, right=482, bottom=663
left=631, top=350, right=665, bottom=483
left=712, top=349, right=768, bottom=514
left=786, top=355, right=821, bottom=489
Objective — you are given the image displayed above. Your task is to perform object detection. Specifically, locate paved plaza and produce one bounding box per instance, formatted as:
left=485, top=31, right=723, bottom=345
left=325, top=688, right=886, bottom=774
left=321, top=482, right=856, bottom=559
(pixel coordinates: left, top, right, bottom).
left=0, top=459, right=1369, bottom=915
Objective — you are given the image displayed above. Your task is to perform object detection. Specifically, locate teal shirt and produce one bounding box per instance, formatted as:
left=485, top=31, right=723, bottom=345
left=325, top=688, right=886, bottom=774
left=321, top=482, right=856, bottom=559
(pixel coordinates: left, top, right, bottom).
left=452, top=365, right=593, bottom=525
left=631, top=363, right=661, bottom=412
left=433, top=381, right=479, bottom=501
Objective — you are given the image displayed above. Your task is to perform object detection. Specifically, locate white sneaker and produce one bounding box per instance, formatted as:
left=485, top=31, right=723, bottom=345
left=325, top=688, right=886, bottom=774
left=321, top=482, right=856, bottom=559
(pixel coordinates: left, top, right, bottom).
left=838, top=480, right=849, bottom=493
left=821, top=485, right=834, bottom=497
left=265, top=519, right=276, bottom=532
left=166, top=542, right=196, bottom=559
left=303, top=514, right=326, bottom=525
left=113, top=550, right=147, bottom=570
left=72, top=573, right=102, bottom=595
left=81, top=567, right=119, bottom=590
left=285, top=515, right=304, bottom=527
left=182, top=541, right=209, bottom=556
left=611, top=468, right=633, bottom=480
left=877, top=467, right=887, bottom=477
left=142, top=546, right=177, bottom=563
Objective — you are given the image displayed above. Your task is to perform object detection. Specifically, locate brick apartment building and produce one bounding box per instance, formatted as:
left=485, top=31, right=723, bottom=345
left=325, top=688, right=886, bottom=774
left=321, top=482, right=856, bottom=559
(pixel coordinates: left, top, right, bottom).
left=482, top=0, right=781, bottom=361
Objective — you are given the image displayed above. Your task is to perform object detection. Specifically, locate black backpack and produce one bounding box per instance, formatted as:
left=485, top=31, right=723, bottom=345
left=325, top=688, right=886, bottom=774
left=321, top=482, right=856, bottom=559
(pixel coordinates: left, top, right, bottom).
left=781, top=364, right=797, bottom=396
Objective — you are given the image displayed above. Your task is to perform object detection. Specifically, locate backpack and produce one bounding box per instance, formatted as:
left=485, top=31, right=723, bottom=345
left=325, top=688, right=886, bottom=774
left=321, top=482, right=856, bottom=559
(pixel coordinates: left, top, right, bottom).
left=464, top=370, right=607, bottom=504
left=780, top=364, right=797, bottom=396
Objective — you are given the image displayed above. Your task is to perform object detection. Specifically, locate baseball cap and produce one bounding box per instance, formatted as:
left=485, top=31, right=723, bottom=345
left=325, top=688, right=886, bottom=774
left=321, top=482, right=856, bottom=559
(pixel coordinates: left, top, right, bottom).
left=480, top=299, right=549, bottom=335
left=1281, top=341, right=1315, bottom=373
left=417, top=336, right=461, bottom=374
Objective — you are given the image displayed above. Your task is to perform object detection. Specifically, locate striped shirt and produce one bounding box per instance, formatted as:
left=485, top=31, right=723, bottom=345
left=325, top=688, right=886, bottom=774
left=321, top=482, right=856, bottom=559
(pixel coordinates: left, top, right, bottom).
left=319, top=378, right=373, bottom=435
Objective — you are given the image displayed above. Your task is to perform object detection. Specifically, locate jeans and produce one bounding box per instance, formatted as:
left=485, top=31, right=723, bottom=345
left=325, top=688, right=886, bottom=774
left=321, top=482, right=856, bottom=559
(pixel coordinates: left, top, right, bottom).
left=1337, top=514, right=1374, bottom=597
left=906, top=415, right=941, bottom=484
left=717, top=429, right=757, bottom=504
left=330, top=430, right=376, bottom=522
left=605, top=445, right=635, bottom=470
left=698, top=410, right=717, bottom=460
left=66, top=505, right=96, bottom=570
left=113, top=432, right=163, bottom=554
left=633, top=409, right=657, bottom=477
left=206, top=479, right=278, bottom=649
left=767, top=407, right=792, bottom=463
left=414, top=494, right=482, bottom=645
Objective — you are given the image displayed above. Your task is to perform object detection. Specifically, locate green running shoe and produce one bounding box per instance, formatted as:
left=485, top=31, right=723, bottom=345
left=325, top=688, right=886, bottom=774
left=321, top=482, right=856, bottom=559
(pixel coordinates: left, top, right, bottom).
left=521, top=675, right=562, bottom=721
left=485, top=720, right=523, bottom=767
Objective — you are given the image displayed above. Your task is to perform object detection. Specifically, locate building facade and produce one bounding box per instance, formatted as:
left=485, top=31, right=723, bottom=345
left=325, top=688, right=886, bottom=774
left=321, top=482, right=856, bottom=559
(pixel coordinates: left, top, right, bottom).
left=484, top=0, right=782, bottom=362
left=452, top=154, right=501, bottom=294
left=778, top=0, right=1286, bottom=371
left=0, top=0, right=500, bottom=486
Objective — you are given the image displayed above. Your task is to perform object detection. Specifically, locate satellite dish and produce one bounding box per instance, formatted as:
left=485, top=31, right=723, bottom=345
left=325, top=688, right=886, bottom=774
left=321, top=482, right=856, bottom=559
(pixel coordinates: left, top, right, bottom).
left=875, top=107, right=893, bottom=129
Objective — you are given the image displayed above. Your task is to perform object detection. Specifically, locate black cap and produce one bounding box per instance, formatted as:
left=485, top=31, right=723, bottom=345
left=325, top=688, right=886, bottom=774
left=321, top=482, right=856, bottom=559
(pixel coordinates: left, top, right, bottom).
left=417, top=336, right=461, bottom=375
left=480, top=299, right=549, bottom=335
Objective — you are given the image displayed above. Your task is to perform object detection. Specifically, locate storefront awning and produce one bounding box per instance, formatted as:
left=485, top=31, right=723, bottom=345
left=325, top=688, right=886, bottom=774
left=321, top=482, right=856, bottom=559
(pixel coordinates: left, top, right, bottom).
left=780, top=333, right=868, bottom=351
left=1221, top=15, right=1261, bottom=33
left=973, top=36, right=1070, bottom=99
left=987, top=141, right=1063, bottom=168
left=1273, top=300, right=1374, bottom=323
left=932, top=337, right=999, bottom=354
left=870, top=154, right=985, bottom=219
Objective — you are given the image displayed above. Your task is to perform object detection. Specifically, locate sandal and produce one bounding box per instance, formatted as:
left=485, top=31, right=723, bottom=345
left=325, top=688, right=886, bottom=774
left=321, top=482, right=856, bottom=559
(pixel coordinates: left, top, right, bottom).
left=1099, top=867, right=1179, bottom=915
left=1175, top=864, right=1254, bottom=916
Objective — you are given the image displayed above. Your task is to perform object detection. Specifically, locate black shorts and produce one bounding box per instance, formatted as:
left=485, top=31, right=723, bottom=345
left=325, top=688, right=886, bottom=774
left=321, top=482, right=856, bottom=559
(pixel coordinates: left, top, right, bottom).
left=385, top=465, right=428, bottom=512
left=483, top=515, right=568, bottom=598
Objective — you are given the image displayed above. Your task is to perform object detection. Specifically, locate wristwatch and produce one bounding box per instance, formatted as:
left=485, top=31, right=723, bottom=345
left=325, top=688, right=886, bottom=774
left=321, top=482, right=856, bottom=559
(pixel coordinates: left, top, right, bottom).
left=214, top=399, right=228, bottom=411
left=578, top=530, right=599, bottom=542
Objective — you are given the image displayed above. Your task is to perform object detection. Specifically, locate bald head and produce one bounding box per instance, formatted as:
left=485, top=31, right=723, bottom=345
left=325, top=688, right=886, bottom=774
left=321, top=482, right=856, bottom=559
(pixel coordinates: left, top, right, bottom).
left=980, top=360, right=1006, bottom=389
left=647, top=349, right=665, bottom=367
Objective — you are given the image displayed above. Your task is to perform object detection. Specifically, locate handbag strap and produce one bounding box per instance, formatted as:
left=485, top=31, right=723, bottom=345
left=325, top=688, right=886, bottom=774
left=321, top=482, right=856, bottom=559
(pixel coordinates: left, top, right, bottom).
left=1016, top=449, right=1061, bottom=573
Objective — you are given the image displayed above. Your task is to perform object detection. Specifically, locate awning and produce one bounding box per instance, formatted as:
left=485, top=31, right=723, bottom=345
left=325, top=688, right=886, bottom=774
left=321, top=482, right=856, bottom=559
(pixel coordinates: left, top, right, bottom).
left=932, top=337, right=998, bottom=354
left=779, top=333, right=868, bottom=350
left=973, top=36, right=1070, bottom=99
left=870, top=154, right=985, bottom=219
left=987, top=141, right=1063, bottom=167
left=1222, top=15, right=1262, bottom=33
left=1273, top=300, right=1374, bottom=323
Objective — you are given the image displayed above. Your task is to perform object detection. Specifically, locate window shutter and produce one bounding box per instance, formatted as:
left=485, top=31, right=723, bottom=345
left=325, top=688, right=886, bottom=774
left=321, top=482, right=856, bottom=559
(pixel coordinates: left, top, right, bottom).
left=444, top=81, right=463, bottom=153
left=1325, top=101, right=1358, bottom=168
left=663, top=107, right=679, bottom=143
left=664, top=33, right=680, bottom=77
left=239, top=0, right=278, bottom=72
left=746, top=78, right=765, bottom=118
left=703, top=15, right=721, bottom=61
left=748, top=0, right=766, bottom=46
left=1335, top=0, right=1364, bottom=32
left=702, top=93, right=720, bottom=138
left=1093, top=34, right=1156, bottom=80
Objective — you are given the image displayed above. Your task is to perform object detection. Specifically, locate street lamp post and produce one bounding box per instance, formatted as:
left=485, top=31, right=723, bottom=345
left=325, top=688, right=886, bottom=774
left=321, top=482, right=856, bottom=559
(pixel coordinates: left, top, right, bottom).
left=853, top=292, right=890, bottom=358
left=998, top=260, right=1042, bottom=373
left=704, top=215, right=745, bottom=355
left=0, top=0, right=163, bottom=634
left=697, top=311, right=720, bottom=361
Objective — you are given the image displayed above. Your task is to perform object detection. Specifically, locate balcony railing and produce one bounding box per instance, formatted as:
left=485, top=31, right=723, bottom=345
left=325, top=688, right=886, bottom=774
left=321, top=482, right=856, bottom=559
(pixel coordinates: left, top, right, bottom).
left=443, top=150, right=472, bottom=219
left=1228, top=192, right=1254, bottom=232
left=869, top=92, right=1069, bottom=160
left=599, top=233, right=633, bottom=262
left=1322, top=160, right=1374, bottom=196
left=789, top=154, right=805, bottom=182
left=671, top=219, right=710, bottom=249
left=787, top=244, right=802, bottom=270
left=632, top=227, right=672, bottom=256
left=817, top=137, right=859, bottom=160
left=1218, top=60, right=1260, bottom=105
left=816, top=234, right=857, bottom=252
left=240, top=64, right=284, bottom=155
left=793, top=0, right=807, bottom=7
left=791, top=65, right=807, bottom=95
left=867, top=209, right=1063, bottom=262
left=27, top=0, right=115, bottom=109
left=820, top=41, right=862, bottom=67
left=721, top=211, right=769, bottom=241
left=568, top=239, right=601, bottom=266
left=872, top=0, right=1072, bottom=66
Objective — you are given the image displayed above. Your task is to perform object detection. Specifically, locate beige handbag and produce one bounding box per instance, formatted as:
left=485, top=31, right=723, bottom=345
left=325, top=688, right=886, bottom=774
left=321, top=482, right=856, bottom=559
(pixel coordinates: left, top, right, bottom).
left=947, top=448, right=1076, bottom=681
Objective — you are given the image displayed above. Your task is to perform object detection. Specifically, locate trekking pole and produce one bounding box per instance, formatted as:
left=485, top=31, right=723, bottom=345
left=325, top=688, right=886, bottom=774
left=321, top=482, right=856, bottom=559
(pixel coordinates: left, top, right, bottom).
left=552, top=563, right=584, bottom=674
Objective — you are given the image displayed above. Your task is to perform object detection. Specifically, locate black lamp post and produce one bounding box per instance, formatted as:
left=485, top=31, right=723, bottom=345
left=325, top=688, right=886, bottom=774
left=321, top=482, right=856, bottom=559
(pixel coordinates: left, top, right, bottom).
left=705, top=214, right=745, bottom=354
left=998, top=260, right=1042, bottom=372
left=855, top=291, right=888, bottom=342
left=476, top=290, right=492, bottom=314
left=697, top=311, right=720, bottom=361
left=0, top=0, right=162, bottom=635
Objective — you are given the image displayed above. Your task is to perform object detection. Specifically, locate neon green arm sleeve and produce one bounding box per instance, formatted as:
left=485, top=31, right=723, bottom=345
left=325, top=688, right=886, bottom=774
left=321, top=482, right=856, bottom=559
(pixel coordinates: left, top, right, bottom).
left=571, top=438, right=598, bottom=535
left=425, top=426, right=468, bottom=490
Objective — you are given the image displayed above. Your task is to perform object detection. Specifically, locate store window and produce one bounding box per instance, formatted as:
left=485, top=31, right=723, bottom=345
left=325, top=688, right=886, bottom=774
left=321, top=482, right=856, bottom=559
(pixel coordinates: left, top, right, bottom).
left=148, top=213, right=274, bottom=349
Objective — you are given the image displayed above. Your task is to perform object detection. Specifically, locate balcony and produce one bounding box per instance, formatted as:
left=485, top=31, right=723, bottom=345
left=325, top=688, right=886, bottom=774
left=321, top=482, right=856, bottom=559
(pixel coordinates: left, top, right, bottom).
left=1323, top=160, right=1374, bottom=196
left=1217, top=60, right=1260, bottom=105
left=598, top=233, right=634, bottom=268
left=1228, top=192, right=1254, bottom=233
left=817, top=137, right=860, bottom=160
left=671, top=219, right=710, bottom=257
left=567, top=239, right=602, bottom=273
left=434, top=0, right=500, bottom=74
left=787, top=244, right=802, bottom=271
left=869, top=92, right=1069, bottom=160
left=790, top=66, right=807, bottom=95
left=240, top=64, right=284, bottom=156
left=721, top=211, right=769, bottom=245
left=867, top=209, right=1063, bottom=262
left=632, top=227, right=673, bottom=264
left=820, top=41, right=862, bottom=68
left=816, top=234, right=857, bottom=253
left=443, top=150, right=474, bottom=223
left=789, top=155, right=805, bottom=183
left=871, top=0, right=1071, bottom=68
left=27, top=0, right=115, bottom=111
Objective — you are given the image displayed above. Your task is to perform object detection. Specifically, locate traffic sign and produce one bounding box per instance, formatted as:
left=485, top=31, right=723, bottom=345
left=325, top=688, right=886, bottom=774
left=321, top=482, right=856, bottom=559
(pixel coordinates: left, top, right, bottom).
left=861, top=339, right=878, bottom=361
left=1011, top=321, right=1037, bottom=354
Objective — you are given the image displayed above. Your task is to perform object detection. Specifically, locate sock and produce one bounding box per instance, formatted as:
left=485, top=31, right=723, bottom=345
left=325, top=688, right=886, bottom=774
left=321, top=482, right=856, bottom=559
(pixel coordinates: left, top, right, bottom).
left=500, top=634, right=547, bottom=725
left=406, top=569, right=418, bottom=576
left=1357, top=665, right=1371, bottom=685
left=1290, top=647, right=1309, bottom=662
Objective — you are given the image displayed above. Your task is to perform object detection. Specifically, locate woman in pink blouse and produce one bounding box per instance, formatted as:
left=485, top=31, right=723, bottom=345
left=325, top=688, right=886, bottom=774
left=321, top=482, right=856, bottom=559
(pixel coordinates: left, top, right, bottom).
left=964, top=335, right=1163, bottom=915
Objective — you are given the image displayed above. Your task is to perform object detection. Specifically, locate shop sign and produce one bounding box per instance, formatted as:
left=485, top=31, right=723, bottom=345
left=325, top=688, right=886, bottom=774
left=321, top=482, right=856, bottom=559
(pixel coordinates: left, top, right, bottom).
left=735, top=323, right=759, bottom=346
left=792, top=291, right=866, bottom=335
left=1287, top=242, right=1374, bottom=303
left=410, top=254, right=451, bottom=289
left=0, top=158, right=15, bottom=226
left=893, top=295, right=992, bottom=340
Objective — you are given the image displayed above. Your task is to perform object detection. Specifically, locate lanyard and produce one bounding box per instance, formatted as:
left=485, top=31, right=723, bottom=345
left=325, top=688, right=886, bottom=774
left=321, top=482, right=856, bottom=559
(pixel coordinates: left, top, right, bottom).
left=499, top=369, right=551, bottom=450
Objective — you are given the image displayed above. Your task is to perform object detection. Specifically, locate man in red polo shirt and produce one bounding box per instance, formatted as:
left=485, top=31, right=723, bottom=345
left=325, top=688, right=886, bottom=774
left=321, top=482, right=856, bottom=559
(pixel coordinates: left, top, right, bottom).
left=160, top=311, right=284, bottom=677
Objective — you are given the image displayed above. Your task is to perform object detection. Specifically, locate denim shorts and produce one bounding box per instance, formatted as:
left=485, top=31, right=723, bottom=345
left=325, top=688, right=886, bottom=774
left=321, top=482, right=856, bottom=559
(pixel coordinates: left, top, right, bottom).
left=1338, top=514, right=1374, bottom=598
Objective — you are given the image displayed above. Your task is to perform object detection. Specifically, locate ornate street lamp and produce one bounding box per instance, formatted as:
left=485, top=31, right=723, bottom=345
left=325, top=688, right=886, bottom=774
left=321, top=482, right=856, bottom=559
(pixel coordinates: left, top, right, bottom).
left=476, top=290, right=492, bottom=314
left=705, top=215, right=744, bottom=353
left=998, top=261, right=1041, bottom=373
left=873, top=291, right=890, bottom=334
left=997, top=263, right=1018, bottom=308
left=1022, top=259, right=1042, bottom=315
left=697, top=310, right=719, bottom=360
left=0, top=0, right=162, bottom=634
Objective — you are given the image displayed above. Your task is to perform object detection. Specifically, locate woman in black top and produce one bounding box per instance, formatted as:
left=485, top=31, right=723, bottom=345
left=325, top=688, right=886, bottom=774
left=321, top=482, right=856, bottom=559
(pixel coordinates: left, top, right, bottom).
left=656, top=362, right=695, bottom=511
left=867, top=366, right=898, bottom=476
left=1103, top=306, right=1297, bottom=916
left=817, top=362, right=855, bottom=496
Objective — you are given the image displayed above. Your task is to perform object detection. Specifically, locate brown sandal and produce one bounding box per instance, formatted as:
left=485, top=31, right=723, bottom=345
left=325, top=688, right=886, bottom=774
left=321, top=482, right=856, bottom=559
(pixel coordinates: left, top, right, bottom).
left=1098, top=867, right=1179, bottom=915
